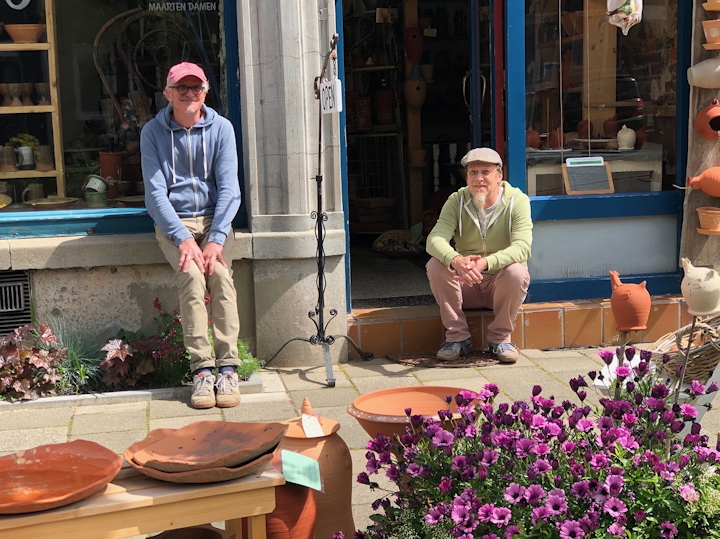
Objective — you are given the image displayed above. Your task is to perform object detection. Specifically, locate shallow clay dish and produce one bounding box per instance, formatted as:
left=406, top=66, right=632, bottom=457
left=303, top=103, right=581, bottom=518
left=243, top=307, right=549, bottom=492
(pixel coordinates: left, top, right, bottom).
left=124, top=428, right=276, bottom=483
left=131, top=422, right=288, bottom=472
left=23, top=197, right=79, bottom=210
left=0, top=440, right=122, bottom=514
left=348, top=386, right=474, bottom=439
left=4, top=24, right=46, bottom=44
left=116, top=195, right=145, bottom=207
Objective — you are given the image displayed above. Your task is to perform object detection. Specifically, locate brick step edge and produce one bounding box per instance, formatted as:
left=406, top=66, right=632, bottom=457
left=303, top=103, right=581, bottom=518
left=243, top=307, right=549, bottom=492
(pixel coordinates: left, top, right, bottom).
left=0, top=373, right=263, bottom=410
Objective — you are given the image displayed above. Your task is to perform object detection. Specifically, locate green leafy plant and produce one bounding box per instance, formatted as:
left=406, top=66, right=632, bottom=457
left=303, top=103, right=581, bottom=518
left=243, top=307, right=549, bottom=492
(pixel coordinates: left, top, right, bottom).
left=6, top=133, right=40, bottom=152
left=151, top=298, right=191, bottom=387
left=45, top=317, right=104, bottom=395
left=237, top=339, right=262, bottom=381
left=0, top=324, right=65, bottom=401
left=100, top=330, right=159, bottom=388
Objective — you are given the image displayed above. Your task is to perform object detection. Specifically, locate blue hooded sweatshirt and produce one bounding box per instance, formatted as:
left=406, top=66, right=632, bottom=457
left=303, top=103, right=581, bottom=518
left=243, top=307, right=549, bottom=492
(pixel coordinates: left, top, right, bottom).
left=141, top=104, right=241, bottom=247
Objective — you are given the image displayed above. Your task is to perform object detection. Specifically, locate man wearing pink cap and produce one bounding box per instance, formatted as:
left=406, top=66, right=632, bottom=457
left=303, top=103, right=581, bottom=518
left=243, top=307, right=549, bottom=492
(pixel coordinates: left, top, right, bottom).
left=426, top=147, right=533, bottom=364
left=141, top=62, right=242, bottom=409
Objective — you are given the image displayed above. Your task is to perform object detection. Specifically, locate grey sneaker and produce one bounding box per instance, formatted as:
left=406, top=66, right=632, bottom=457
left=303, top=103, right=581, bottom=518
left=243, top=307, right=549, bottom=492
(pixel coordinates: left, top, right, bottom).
left=436, top=337, right=473, bottom=361
left=215, top=371, right=241, bottom=408
left=489, top=342, right=519, bottom=364
left=191, top=373, right=216, bottom=409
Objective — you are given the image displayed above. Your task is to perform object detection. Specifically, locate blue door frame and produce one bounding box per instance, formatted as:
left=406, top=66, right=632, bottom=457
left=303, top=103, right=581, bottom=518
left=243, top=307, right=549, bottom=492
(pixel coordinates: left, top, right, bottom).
left=337, top=0, right=690, bottom=311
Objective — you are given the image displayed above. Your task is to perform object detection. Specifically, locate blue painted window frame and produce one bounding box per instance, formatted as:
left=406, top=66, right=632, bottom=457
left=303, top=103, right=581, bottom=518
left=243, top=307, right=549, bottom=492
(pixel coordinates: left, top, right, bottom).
left=505, top=0, right=690, bottom=302
left=0, top=0, right=245, bottom=239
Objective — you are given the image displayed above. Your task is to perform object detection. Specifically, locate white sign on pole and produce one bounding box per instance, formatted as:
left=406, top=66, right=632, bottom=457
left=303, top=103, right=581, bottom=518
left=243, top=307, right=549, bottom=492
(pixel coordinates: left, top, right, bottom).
left=320, top=79, right=343, bottom=114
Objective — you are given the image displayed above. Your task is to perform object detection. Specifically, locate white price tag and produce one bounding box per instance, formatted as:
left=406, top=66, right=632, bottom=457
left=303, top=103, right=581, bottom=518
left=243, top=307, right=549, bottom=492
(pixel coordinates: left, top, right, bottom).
left=301, top=413, right=325, bottom=438
left=320, top=79, right=343, bottom=114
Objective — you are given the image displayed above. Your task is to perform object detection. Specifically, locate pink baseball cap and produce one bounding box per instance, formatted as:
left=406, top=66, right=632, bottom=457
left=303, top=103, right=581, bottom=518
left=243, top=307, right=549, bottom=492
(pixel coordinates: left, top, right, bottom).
left=166, top=62, right=208, bottom=86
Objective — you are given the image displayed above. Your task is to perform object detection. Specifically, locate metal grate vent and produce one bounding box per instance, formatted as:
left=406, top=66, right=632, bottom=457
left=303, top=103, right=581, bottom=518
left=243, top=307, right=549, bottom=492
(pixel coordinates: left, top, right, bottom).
left=0, top=271, right=32, bottom=337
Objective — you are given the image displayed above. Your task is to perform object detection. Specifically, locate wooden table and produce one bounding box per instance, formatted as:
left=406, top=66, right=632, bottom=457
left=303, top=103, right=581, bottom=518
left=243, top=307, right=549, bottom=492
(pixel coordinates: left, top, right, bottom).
left=0, top=465, right=285, bottom=539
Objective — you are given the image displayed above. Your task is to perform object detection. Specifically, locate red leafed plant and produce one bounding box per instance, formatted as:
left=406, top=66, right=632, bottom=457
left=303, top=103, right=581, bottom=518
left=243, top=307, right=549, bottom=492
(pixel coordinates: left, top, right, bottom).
left=0, top=324, right=66, bottom=401
left=100, top=330, right=160, bottom=387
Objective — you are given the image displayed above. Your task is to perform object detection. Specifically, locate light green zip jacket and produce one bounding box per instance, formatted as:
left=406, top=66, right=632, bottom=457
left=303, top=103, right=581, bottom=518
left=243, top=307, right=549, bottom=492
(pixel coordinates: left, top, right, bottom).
left=425, top=182, right=533, bottom=274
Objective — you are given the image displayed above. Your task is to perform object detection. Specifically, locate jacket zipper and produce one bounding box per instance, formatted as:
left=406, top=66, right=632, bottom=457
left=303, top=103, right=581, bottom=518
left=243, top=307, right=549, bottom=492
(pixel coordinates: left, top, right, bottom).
left=186, top=128, right=199, bottom=214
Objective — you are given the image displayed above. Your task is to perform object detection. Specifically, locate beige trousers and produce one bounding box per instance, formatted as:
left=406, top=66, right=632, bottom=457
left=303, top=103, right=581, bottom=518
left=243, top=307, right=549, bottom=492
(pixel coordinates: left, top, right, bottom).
left=426, top=257, right=530, bottom=344
left=156, top=216, right=241, bottom=372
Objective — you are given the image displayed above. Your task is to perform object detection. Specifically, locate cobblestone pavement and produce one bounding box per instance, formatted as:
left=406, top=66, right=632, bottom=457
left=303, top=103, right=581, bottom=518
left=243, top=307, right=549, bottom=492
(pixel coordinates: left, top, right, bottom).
left=2, top=348, right=720, bottom=537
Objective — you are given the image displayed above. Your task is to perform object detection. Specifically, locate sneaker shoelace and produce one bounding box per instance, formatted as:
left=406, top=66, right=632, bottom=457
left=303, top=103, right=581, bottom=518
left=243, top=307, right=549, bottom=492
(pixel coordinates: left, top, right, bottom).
left=194, top=375, right=214, bottom=396
left=216, top=372, right=237, bottom=394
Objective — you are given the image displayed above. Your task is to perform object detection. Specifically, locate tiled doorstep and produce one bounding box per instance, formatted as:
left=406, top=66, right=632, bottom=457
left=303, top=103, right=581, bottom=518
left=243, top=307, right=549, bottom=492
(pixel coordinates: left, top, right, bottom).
left=349, top=296, right=685, bottom=357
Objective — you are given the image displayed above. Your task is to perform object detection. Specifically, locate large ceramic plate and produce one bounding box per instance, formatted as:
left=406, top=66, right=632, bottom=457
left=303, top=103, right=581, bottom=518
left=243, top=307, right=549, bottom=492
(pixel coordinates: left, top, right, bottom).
left=131, top=421, right=288, bottom=472
left=0, top=194, right=11, bottom=209
left=116, top=195, right=145, bottom=207
left=23, top=197, right=79, bottom=210
left=0, top=440, right=122, bottom=514
left=124, top=429, right=276, bottom=483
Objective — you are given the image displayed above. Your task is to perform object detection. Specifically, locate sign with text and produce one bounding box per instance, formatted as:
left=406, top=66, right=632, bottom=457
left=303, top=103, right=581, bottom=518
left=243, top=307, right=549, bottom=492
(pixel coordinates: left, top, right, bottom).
left=320, top=79, right=343, bottom=115
left=280, top=450, right=323, bottom=491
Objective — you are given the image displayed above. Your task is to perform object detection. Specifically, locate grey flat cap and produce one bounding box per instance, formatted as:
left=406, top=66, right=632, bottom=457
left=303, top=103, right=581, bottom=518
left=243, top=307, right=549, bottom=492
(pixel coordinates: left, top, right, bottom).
left=460, top=148, right=503, bottom=168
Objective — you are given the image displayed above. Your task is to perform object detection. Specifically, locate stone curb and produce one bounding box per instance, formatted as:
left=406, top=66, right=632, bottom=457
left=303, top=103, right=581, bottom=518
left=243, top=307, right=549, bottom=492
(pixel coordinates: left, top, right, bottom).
left=0, top=373, right=263, bottom=411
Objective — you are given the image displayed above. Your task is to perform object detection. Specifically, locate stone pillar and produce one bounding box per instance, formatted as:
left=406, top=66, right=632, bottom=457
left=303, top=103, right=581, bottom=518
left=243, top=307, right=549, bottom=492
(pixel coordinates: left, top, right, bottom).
left=237, top=0, right=348, bottom=366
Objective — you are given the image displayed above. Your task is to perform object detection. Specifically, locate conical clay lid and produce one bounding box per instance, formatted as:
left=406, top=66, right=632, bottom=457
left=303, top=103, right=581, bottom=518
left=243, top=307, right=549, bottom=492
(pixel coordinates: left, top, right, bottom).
left=283, top=397, right=340, bottom=438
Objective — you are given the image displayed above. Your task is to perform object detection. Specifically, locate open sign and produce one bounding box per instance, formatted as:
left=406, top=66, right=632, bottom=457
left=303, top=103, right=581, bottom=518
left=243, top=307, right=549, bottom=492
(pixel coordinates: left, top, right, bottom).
left=320, top=79, right=343, bottom=115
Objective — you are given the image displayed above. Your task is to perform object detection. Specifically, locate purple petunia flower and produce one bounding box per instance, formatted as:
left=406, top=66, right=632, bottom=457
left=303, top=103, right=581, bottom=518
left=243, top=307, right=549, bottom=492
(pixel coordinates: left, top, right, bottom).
left=559, top=520, right=585, bottom=539
left=680, top=403, right=698, bottom=421
left=576, top=418, right=594, bottom=432
left=603, top=497, right=628, bottom=517
left=432, top=429, right=455, bottom=449
left=426, top=505, right=445, bottom=526
left=545, top=494, right=567, bottom=515
left=490, top=507, right=512, bottom=527
left=478, top=503, right=495, bottom=522
left=679, top=483, right=700, bottom=503
left=505, top=525, right=521, bottom=539
left=504, top=483, right=526, bottom=505
left=483, top=535, right=500, bottom=539
left=332, top=532, right=345, bottom=539
left=659, top=522, right=678, bottom=539
left=604, top=475, right=624, bottom=496
left=598, top=350, right=614, bottom=365
left=615, top=365, right=631, bottom=379
left=571, top=480, right=591, bottom=497
left=607, top=523, right=626, bottom=537
left=439, top=477, right=453, bottom=495
left=532, top=506, right=552, bottom=525
left=708, top=382, right=719, bottom=393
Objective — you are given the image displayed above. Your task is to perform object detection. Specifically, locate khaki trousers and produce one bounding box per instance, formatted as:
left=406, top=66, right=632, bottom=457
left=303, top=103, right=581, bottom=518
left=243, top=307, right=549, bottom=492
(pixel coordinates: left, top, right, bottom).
left=426, top=257, right=530, bottom=344
left=156, top=216, right=241, bottom=372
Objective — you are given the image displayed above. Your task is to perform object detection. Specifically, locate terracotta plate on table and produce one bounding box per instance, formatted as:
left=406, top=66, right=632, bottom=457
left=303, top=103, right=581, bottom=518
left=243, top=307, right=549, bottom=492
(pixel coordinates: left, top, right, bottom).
left=124, top=430, right=275, bottom=483
left=131, top=421, right=288, bottom=472
left=0, top=440, right=122, bottom=514
left=0, top=194, right=11, bottom=209
left=23, top=197, right=79, bottom=211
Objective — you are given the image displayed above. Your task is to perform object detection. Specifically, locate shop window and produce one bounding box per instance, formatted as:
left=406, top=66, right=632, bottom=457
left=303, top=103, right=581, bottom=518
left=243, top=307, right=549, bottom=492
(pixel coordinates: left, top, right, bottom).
left=0, top=0, right=232, bottom=211
left=524, top=0, right=677, bottom=197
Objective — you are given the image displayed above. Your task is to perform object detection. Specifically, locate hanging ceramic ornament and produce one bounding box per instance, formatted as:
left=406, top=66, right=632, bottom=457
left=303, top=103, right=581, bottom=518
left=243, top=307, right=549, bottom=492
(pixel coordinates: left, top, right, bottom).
left=404, top=27, right=424, bottom=61
left=404, top=63, right=427, bottom=108
left=681, top=258, right=720, bottom=316
left=687, top=167, right=720, bottom=197
left=695, top=99, right=720, bottom=140
left=609, top=270, right=651, bottom=331
left=687, top=57, right=720, bottom=88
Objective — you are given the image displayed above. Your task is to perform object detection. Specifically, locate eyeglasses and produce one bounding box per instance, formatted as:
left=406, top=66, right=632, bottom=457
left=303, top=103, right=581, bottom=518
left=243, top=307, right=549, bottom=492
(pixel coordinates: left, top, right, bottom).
left=467, top=167, right=499, bottom=178
left=169, top=84, right=206, bottom=96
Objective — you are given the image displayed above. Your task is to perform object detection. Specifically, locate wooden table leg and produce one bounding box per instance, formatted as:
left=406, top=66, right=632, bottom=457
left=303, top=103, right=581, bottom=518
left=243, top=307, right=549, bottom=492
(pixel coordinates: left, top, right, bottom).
left=246, top=515, right=266, bottom=539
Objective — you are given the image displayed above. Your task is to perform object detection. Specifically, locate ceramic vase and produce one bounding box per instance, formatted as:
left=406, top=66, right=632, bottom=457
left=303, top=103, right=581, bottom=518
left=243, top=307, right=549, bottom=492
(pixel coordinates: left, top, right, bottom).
left=697, top=207, right=720, bottom=231
left=577, top=119, right=593, bottom=139
left=548, top=127, right=564, bottom=149
left=404, top=27, right=424, bottom=61
left=99, top=151, right=123, bottom=182
left=681, top=258, right=720, bottom=316
left=617, top=125, right=636, bottom=150
left=688, top=167, right=720, bottom=197
left=695, top=99, right=720, bottom=140
left=609, top=270, right=651, bottom=331
left=266, top=449, right=316, bottom=539
left=526, top=127, right=541, bottom=149
left=278, top=398, right=355, bottom=539
left=687, top=57, right=720, bottom=88
left=603, top=116, right=618, bottom=137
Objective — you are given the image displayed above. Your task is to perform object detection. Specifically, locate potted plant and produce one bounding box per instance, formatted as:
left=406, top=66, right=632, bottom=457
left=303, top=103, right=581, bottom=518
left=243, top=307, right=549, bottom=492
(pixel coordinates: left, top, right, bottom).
left=349, top=347, right=720, bottom=539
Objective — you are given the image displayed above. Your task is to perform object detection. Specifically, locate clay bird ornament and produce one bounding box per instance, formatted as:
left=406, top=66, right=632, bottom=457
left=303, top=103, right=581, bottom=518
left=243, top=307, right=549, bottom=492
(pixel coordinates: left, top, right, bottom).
left=597, top=0, right=643, bottom=36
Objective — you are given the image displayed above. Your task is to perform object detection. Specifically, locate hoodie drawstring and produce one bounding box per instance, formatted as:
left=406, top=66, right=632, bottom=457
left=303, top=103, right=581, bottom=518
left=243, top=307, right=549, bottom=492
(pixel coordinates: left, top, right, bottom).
left=171, top=131, right=177, bottom=185
left=202, top=127, right=208, bottom=181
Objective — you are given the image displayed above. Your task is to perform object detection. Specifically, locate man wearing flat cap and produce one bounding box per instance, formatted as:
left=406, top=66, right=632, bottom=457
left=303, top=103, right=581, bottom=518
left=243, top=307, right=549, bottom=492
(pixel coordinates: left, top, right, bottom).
left=141, top=62, right=242, bottom=408
left=425, top=148, right=532, bottom=363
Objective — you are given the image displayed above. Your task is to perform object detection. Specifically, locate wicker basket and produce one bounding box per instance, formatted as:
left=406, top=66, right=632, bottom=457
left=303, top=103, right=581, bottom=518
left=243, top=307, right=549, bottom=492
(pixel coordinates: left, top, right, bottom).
left=372, top=230, right=423, bottom=259
left=649, top=313, right=720, bottom=382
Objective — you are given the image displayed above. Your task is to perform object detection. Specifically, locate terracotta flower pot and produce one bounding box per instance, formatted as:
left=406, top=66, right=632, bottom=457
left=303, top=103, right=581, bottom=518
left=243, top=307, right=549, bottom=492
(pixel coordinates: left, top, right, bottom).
left=688, top=166, right=720, bottom=197
left=609, top=270, right=651, bottom=331
left=526, top=127, right=541, bottom=149
left=577, top=120, right=593, bottom=139
left=278, top=398, right=354, bottom=539
left=681, top=257, right=720, bottom=316
left=265, top=482, right=316, bottom=539
left=702, top=20, right=720, bottom=44
left=99, top=152, right=123, bottom=182
left=548, top=127, right=564, bottom=149
left=603, top=116, right=618, bottom=137
left=697, top=207, right=720, bottom=231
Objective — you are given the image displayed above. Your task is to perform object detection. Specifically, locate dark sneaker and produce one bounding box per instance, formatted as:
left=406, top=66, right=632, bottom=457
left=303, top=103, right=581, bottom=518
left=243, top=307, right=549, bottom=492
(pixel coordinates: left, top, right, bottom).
left=191, top=372, right=216, bottom=409
left=436, top=337, right=473, bottom=361
left=489, top=342, right=519, bottom=364
left=215, top=371, right=241, bottom=408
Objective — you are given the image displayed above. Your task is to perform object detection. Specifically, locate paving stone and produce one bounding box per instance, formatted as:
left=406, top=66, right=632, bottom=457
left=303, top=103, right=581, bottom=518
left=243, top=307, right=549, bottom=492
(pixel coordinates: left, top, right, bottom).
left=222, top=400, right=297, bottom=423
left=543, top=350, right=589, bottom=358
left=0, top=427, right=68, bottom=452
left=149, top=399, right=221, bottom=419
left=73, top=402, right=147, bottom=415
left=409, top=366, right=483, bottom=382
left=258, top=370, right=286, bottom=393
left=236, top=392, right=293, bottom=404
left=0, top=407, right=73, bottom=430
left=289, top=387, right=359, bottom=409
left=528, top=356, right=607, bottom=375
left=353, top=374, right=419, bottom=394
left=481, top=367, right=577, bottom=403
left=351, top=449, right=394, bottom=505
left=520, top=349, right=551, bottom=359
left=149, top=415, right=223, bottom=430
left=277, top=366, right=353, bottom=390
left=71, top=410, right=147, bottom=435
left=314, top=405, right=373, bottom=450
left=341, top=359, right=411, bottom=378
left=70, top=430, right=147, bottom=455
left=352, top=503, right=376, bottom=535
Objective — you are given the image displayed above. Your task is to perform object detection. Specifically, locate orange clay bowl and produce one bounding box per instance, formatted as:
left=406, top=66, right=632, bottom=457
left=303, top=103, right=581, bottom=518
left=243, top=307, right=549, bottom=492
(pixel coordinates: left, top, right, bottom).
left=4, top=24, right=46, bottom=44
left=347, top=385, right=474, bottom=440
